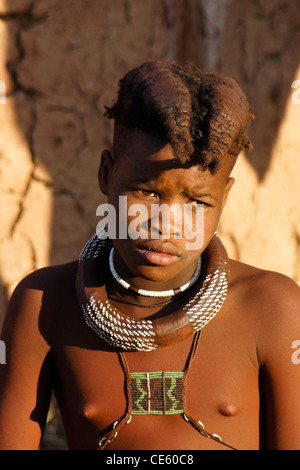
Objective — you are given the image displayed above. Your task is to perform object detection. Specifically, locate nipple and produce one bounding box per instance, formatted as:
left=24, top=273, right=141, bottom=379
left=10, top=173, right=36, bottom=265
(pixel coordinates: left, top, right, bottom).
left=81, top=403, right=98, bottom=421
left=218, top=403, right=239, bottom=417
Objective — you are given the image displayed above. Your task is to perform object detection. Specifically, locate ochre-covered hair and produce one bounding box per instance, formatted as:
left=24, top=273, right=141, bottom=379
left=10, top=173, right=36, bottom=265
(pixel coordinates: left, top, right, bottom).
left=105, top=61, right=254, bottom=173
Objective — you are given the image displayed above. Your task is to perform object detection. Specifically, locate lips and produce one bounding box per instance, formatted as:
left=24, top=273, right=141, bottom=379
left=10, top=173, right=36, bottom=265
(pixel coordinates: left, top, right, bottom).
left=136, top=241, right=180, bottom=266
left=137, top=240, right=180, bottom=256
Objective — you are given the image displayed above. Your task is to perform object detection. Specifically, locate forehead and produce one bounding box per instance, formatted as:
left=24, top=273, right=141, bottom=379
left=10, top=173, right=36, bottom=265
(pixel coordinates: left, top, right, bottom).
left=113, top=125, right=166, bottom=160
left=113, top=126, right=231, bottom=191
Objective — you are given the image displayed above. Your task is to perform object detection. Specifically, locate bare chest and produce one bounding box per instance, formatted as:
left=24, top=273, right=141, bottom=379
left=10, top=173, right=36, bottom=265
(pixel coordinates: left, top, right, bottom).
left=51, top=312, right=261, bottom=450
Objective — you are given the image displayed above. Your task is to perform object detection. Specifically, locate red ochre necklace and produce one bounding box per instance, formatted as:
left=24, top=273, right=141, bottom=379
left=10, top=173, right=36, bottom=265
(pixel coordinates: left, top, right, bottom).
left=77, top=229, right=229, bottom=351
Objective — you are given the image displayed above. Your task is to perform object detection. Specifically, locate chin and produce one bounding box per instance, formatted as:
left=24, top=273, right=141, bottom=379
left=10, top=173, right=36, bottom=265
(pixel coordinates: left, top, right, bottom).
left=134, top=264, right=178, bottom=283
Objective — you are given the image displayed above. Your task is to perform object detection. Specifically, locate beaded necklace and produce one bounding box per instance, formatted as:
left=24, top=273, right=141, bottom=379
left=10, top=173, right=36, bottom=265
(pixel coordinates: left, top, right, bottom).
left=109, top=246, right=202, bottom=297
left=77, top=229, right=229, bottom=352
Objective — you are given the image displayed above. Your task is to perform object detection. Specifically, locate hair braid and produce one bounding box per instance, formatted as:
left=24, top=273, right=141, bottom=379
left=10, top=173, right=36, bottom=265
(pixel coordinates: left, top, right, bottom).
left=105, top=61, right=253, bottom=173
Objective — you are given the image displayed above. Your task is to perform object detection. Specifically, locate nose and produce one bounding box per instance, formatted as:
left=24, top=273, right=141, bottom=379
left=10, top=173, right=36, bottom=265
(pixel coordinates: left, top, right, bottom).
left=149, top=203, right=183, bottom=239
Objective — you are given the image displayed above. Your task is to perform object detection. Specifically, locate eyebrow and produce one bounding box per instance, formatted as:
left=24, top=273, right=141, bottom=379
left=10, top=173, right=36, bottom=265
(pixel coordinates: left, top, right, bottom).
left=128, top=178, right=218, bottom=201
left=189, top=193, right=218, bottom=201
left=129, top=177, right=153, bottom=185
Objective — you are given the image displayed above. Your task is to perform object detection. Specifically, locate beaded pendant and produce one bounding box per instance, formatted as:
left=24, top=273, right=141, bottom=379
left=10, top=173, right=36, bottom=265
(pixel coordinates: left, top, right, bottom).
left=130, top=371, right=185, bottom=415
left=97, top=333, right=237, bottom=451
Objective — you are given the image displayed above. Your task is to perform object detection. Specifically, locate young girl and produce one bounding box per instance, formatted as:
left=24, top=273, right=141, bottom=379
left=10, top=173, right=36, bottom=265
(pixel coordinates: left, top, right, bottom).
left=1, top=61, right=300, bottom=450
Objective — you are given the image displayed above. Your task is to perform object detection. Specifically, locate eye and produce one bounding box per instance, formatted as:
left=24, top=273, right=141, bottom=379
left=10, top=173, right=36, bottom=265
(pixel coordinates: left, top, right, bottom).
left=189, top=200, right=208, bottom=208
left=137, top=189, right=158, bottom=198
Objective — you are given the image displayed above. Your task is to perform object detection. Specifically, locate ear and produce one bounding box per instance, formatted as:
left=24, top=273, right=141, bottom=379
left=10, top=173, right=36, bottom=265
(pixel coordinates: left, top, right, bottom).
left=221, top=177, right=235, bottom=210
left=98, top=150, right=115, bottom=195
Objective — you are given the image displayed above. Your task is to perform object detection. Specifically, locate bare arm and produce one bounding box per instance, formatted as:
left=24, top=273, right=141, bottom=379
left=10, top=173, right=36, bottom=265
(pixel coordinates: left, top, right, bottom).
left=0, top=273, right=53, bottom=449
left=257, top=274, right=300, bottom=449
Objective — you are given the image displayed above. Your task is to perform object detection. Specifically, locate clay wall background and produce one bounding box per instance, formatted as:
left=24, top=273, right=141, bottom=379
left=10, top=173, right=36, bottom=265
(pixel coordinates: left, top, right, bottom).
left=0, top=0, right=299, bottom=450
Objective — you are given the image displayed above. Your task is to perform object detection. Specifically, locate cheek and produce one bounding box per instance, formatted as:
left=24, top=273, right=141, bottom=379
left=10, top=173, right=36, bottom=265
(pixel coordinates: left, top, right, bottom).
left=111, top=193, right=152, bottom=239
left=204, top=210, right=219, bottom=230
left=202, top=207, right=223, bottom=239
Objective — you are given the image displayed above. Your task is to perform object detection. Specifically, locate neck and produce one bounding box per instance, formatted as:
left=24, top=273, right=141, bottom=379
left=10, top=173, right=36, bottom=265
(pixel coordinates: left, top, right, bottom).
left=107, top=281, right=175, bottom=310
left=106, top=280, right=194, bottom=322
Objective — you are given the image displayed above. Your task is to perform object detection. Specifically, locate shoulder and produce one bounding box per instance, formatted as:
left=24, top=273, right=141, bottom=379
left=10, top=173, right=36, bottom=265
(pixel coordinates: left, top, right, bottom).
left=228, top=259, right=300, bottom=364
left=228, top=258, right=300, bottom=310
left=14, top=260, right=79, bottom=293
left=8, top=259, right=80, bottom=319
left=2, top=261, right=79, bottom=344
left=7, top=261, right=80, bottom=315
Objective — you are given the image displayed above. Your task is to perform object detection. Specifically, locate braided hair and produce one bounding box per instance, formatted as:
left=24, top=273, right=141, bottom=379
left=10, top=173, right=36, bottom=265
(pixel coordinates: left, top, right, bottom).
left=105, top=61, right=254, bottom=174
